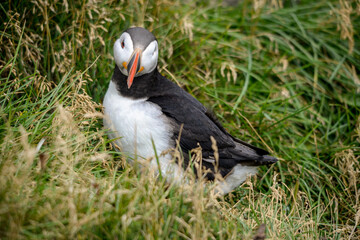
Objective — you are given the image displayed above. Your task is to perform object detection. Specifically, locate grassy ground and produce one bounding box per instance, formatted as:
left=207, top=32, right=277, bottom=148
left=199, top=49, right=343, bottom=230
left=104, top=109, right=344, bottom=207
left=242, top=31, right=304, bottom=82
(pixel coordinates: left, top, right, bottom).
left=1, top=0, right=359, bottom=239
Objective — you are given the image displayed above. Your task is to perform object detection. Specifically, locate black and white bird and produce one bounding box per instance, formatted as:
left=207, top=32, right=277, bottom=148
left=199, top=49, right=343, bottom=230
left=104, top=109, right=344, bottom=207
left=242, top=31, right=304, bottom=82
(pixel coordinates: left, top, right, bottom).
left=103, top=27, right=277, bottom=194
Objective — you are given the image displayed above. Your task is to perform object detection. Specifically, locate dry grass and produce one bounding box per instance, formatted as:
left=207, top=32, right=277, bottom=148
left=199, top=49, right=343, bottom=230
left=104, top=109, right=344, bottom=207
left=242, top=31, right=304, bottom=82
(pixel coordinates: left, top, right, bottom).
left=1, top=0, right=360, bottom=239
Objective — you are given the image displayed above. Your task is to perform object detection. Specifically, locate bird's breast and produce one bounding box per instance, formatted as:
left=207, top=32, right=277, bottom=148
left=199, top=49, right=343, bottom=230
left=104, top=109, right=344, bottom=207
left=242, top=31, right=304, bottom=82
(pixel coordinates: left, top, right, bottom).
left=103, top=81, right=174, bottom=160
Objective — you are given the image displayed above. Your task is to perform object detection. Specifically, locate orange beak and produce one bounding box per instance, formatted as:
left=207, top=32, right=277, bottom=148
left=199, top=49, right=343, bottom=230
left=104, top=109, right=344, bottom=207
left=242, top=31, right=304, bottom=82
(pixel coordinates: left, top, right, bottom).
left=126, top=48, right=142, bottom=89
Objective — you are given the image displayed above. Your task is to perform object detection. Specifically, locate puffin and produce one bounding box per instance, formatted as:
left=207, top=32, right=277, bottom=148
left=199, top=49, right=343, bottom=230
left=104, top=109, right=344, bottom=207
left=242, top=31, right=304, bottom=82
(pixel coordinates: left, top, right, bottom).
left=103, top=27, right=277, bottom=194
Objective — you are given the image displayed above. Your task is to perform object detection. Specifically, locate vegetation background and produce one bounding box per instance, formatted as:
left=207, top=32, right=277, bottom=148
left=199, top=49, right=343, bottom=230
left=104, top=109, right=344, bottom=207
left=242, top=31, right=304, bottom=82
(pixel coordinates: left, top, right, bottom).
left=1, top=0, right=359, bottom=239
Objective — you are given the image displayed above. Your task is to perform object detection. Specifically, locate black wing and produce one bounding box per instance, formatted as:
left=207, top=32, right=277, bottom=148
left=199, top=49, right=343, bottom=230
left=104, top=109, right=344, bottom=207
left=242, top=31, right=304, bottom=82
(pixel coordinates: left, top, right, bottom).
left=148, top=74, right=277, bottom=178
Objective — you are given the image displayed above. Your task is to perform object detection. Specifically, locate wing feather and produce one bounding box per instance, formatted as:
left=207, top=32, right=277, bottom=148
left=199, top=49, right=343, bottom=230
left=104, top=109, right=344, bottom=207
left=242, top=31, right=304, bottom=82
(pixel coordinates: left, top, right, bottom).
left=147, top=73, right=277, bottom=179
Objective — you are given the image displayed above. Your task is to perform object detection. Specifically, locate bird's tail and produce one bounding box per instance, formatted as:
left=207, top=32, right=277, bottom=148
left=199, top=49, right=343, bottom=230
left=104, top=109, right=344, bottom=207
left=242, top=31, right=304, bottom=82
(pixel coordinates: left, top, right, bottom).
left=257, top=155, right=278, bottom=165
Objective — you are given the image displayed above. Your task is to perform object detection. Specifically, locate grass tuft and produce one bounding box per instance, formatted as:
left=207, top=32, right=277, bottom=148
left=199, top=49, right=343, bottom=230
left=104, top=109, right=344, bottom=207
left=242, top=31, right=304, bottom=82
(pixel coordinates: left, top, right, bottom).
left=1, top=0, right=359, bottom=239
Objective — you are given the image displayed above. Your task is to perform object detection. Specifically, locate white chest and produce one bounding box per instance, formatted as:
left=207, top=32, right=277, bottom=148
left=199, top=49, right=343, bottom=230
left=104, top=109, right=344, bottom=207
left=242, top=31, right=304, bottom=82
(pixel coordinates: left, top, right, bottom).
left=103, top=81, right=174, bottom=161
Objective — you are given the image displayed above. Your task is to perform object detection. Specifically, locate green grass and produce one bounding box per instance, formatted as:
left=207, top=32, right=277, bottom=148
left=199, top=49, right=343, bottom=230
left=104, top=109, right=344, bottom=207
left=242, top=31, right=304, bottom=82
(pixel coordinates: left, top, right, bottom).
left=1, top=0, right=360, bottom=239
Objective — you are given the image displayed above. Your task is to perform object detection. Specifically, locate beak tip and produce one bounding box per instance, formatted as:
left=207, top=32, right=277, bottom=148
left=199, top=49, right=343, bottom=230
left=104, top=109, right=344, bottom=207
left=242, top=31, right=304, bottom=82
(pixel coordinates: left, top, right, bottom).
left=127, top=76, right=134, bottom=88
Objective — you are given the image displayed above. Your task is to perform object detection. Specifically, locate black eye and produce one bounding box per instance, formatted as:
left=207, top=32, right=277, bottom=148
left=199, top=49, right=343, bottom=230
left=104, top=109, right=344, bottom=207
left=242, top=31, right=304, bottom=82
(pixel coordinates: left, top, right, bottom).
left=121, top=40, right=125, bottom=48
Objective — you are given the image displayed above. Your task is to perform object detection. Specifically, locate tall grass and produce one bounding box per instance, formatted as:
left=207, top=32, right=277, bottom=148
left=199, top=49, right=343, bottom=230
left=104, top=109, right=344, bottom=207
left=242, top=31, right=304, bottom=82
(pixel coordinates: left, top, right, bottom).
left=1, top=0, right=359, bottom=239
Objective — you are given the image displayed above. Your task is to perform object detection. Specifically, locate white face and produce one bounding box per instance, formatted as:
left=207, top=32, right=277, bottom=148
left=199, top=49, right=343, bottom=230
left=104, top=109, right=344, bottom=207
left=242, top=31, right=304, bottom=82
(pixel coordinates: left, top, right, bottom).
left=114, top=32, right=158, bottom=77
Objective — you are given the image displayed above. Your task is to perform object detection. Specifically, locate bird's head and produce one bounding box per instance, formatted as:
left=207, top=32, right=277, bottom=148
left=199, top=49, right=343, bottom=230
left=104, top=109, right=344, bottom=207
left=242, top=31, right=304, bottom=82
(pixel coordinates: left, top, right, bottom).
left=114, top=27, right=158, bottom=88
